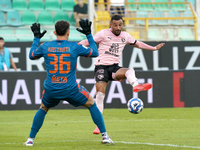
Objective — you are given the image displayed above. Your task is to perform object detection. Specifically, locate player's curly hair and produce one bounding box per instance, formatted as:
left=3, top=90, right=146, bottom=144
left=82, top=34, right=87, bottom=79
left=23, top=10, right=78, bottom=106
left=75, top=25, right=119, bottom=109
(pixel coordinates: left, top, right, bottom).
left=55, top=20, right=70, bottom=36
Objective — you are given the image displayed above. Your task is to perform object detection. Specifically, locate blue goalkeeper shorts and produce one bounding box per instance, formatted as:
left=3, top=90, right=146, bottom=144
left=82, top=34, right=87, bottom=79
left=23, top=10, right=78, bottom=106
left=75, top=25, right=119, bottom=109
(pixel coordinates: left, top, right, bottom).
left=41, top=84, right=90, bottom=108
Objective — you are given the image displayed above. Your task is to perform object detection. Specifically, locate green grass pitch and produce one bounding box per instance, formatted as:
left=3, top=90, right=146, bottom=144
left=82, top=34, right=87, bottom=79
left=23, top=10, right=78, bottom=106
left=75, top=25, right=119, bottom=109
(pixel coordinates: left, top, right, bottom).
left=0, top=107, right=200, bottom=150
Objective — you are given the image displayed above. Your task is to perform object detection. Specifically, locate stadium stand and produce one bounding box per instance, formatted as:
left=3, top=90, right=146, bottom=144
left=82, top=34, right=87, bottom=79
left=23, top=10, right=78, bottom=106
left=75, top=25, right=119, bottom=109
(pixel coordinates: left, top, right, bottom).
left=94, top=0, right=197, bottom=41
left=45, top=0, right=60, bottom=11
left=69, top=13, right=76, bottom=26
left=0, top=0, right=198, bottom=41
left=15, top=29, right=33, bottom=41
left=0, top=11, right=7, bottom=26
left=39, top=28, right=53, bottom=42
left=171, top=0, right=186, bottom=11
left=38, top=11, right=54, bottom=25
left=54, top=10, right=69, bottom=22
left=168, top=11, right=183, bottom=25
left=29, top=0, right=44, bottom=11
left=0, top=29, right=17, bottom=41
left=138, top=0, right=154, bottom=11
left=21, top=10, right=37, bottom=25
left=154, top=0, right=170, bottom=11
left=12, top=0, right=28, bottom=11
left=61, top=0, right=76, bottom=11
left=148, top=28, right=164, bottom=41
left=95, top=11, right=110, bottom=31
left=127, top=0, right=137, bottom=11
left=151, top=11, right=168, bottom=26
left=7, top=10, right=24, bottom=26
left=135, top=11, right=148, bottom=25
left=68, top=28, right=86, bottom=41
left=183, top=10, right=194, bottom=25
left=178, top=28, right=194, bottom=40
left=187, top=0, right=195, bottom=6
left=0, top=0, right=12, bottom=12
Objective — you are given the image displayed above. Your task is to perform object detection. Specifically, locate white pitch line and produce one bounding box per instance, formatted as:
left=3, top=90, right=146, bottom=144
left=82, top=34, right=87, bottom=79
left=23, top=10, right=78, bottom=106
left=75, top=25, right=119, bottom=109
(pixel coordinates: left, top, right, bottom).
left=1, top=140, right=200, bottom=149
left=114, top=141, right=200, bottom=149
left=0, top=119, right=185, bottom=125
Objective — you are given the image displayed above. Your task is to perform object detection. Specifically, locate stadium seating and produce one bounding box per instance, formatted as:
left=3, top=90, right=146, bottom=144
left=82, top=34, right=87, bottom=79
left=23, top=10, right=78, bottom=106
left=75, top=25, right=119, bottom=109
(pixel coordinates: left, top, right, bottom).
left=54, top=11, right=70, bottom=22
left=183, top=10, right=194, bottom=25
left=0, top=29, right=17, bottom=41
left=151, top=11, right=168, bottom=25
left=138, top=0, right=154, bottom=11
left=29, top=0, right=44, bottom=11
left=187, top=0, right=195, bottom=6
left=127, top=0, right=137, bottom=11
left=7, top=10, right=24, bottom=26
left=61, top=0, right=76, bottom=11
left=148, top=28, right=163, bottom=41
left=95, top=11, right=110, bottom=31
left=12, top=0, right=28, bottom=11
left=38, top=11, right=54, bottom=25
left=40, top=29, right=53, bottom=42
left=154, top=0, right=170, bottom=11
left=0, top=0, right=12, bottom=12
left=15, top=29, right=33, bottom=41
left=167, top=28, right=177, bottom=41
left=70, top=13, right=76, bottom=26
left=45, top=0, right=60, bottom=11
left=171, top=0, right=186, bottom=11
left=136, top=11, right=149, bottom=25
left=21, top=11, right=37, bottom=25
left=178, top=28, right=194, bottom=40
left=168, top=11, right=183, bottom=25
left=0, top=11, right=7, bottom=26
left=68, top=29, right=85, bottom=41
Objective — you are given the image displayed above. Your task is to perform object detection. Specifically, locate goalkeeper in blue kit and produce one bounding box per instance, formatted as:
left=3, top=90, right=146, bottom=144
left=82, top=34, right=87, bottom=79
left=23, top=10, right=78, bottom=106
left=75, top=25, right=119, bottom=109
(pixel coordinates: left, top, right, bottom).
left=24, top=19, right=113, bottom=146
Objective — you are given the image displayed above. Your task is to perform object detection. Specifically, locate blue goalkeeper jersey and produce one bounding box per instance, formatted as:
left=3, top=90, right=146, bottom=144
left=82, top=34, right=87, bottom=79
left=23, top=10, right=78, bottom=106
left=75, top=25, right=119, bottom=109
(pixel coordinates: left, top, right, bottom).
left=29, top=34, right=98, bottom=91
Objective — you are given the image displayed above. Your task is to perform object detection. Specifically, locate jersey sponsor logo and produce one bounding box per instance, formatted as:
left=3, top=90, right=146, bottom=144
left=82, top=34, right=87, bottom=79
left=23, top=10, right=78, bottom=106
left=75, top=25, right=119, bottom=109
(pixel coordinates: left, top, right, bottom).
left=121, top=38, right=125, bottom=43
left=109, top=43, right=119, bottom=53
left=105, top=51, right=119, bottom=57
left=108, top=37, right=112, bottom=40
left=51, top=75, right=67, bottom=83
left=97, top=74, right=104, bottom=80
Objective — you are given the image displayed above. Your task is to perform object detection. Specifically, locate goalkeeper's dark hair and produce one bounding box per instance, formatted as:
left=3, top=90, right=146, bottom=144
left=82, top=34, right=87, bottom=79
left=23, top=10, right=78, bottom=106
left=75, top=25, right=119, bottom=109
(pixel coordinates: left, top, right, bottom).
left=111, top=15, right=124, bottom=22
left=0, top=37, right=4, bottom=40
left=55, top=20, right=70, bottom=36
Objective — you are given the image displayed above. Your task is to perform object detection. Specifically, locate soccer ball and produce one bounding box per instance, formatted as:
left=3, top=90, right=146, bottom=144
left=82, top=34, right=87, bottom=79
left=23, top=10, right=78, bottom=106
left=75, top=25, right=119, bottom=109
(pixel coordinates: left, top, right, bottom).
left=127, top=98, right=144, bottom=114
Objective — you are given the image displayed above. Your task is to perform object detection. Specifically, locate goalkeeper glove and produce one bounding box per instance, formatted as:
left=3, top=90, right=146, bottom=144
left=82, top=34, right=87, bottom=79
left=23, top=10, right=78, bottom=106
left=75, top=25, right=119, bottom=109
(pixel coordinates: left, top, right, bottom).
left=76, top=19, right=92, bottom=35
left=30, top=23, right=47, bottom=39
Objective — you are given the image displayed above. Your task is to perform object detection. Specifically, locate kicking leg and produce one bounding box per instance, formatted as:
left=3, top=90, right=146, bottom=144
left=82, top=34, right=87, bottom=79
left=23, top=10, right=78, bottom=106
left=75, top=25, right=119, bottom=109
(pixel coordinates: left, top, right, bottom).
left=115, top=68, right=152, bottom=93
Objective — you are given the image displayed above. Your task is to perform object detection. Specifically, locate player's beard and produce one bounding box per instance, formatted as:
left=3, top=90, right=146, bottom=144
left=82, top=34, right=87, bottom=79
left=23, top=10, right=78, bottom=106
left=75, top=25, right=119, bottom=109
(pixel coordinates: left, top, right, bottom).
left=113, top=29, right=121, bottom=36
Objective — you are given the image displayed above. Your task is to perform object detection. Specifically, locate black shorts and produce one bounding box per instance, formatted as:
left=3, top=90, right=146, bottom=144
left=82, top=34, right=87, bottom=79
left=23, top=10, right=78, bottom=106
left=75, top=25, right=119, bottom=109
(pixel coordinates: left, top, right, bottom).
left=94, top=64, right=122, bottom=83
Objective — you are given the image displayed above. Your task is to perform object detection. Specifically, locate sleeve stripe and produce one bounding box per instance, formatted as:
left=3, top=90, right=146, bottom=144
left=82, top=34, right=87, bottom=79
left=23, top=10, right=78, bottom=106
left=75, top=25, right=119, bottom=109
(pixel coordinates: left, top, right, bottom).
left=86, top=48, right=93, bottom=58
left=132, top=40, right=137, bottom=45
left=32, top=51, right=39, bottom=59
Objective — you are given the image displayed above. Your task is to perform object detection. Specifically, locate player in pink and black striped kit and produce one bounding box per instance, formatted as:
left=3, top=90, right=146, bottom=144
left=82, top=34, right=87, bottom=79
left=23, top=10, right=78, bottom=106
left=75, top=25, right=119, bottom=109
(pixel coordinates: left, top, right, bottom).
left=79, top=15, right=165, bottom=134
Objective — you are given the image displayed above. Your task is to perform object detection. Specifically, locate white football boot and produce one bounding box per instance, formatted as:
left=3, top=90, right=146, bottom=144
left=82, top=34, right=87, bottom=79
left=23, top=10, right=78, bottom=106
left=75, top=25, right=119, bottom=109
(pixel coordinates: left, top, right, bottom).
left=102, top=136, right=114, bottom=144
left=24, top=138, right=34, bottom=146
